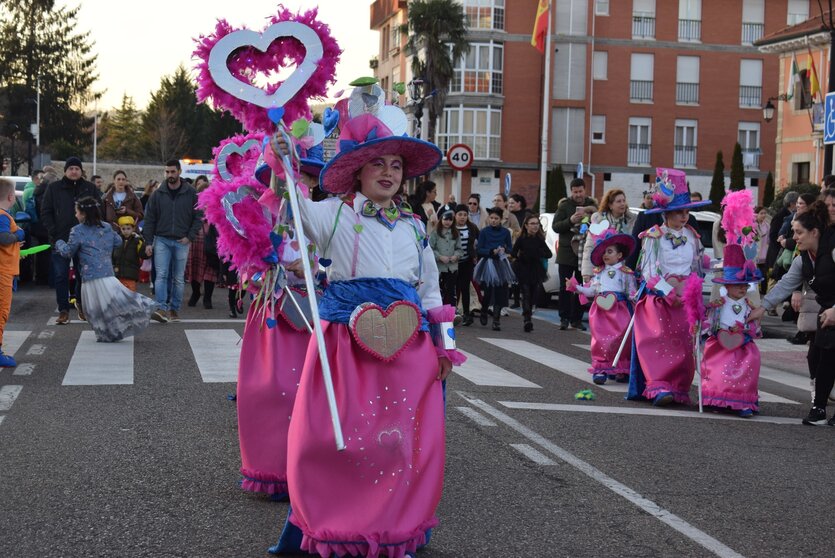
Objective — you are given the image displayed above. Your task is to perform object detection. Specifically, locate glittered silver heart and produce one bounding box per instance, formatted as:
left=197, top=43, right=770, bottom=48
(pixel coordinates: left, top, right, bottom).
left=217, top=139, right=262, bottom=182
left=208, top=21, right=324, bottom=109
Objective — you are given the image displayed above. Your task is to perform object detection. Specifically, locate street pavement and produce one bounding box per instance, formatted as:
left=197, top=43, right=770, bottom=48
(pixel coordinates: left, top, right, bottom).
left=0, top=283, right=832, bottom=557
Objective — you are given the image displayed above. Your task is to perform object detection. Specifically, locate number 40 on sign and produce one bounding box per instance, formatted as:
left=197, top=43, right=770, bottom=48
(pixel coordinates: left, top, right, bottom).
left=447, top=143, right=474, bottom=171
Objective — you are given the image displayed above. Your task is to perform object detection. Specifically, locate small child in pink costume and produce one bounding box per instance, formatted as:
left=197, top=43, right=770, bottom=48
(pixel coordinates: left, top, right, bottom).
left=569, top=226, right=637, bottom=385
left=700, top=243, right=763, bottom=417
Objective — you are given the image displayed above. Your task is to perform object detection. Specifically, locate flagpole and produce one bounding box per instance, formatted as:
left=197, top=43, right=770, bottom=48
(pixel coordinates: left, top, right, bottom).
left=538, top=3, right=552, bottom=213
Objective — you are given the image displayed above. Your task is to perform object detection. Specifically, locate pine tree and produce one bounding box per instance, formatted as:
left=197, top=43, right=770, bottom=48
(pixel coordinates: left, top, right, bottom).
left=763, top=171, right=775, bottom=208
left=98, top=95, right=143, bottom=161
left=729, top=142, right=745, bottom=191
left=546, top=165, right=567, bottom=213
left=709, top=150, right=726, bottom=210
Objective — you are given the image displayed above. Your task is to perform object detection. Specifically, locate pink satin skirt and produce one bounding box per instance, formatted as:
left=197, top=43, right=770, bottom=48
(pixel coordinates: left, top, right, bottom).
left=589, top=298, right=632, bottom=376
left=701, top=336, right=760, bottom=411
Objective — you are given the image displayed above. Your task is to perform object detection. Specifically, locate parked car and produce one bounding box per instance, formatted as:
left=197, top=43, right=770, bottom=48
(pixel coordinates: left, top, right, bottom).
left=538, top=208, right=721, bottom=298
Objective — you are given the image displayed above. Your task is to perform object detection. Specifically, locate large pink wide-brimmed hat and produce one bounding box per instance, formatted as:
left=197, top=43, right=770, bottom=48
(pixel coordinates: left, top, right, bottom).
left=319, top=113, right=443, bottom=194
left=317, top=82, right=441, bottom=194
left=645, top=167, right=711, bottom=214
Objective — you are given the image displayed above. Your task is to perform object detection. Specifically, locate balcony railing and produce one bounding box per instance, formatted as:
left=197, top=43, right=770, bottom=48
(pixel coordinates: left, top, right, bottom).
left=630, top=80, right=654, bottom=102
left=632, top=14, right=655, bottom=38
left=628, top=143, right=651, bottom=166
left=674, top=145, right=697, bottom=168
left=676, top=82, right=699, bottom=104
left=742, top=148, right=761, bottom=169
left=678, top=19, right=701, bottom=41
left=739, top=85, right=762, bottom=107
left=741, top=22, right=764, bottom=44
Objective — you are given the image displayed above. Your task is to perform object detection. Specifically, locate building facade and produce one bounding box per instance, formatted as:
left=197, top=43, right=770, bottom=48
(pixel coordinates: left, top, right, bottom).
left=370, top=0, right=819, bottom=208
left=757, top=14, right=831, bottom=188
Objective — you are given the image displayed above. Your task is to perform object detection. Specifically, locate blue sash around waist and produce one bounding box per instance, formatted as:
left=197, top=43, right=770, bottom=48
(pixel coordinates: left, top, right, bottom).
left=318, top=277, right=429, bottom=331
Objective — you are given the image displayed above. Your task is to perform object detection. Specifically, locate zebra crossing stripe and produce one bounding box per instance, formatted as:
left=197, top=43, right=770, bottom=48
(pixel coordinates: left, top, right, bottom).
left=62, top=332, right=134, bottom=386
left=184, top=330, right=241, bottom=383
left=2, top=331, right=31, bottom=358
left=455, top=350, right=540, bottom=388
left=0, top=385, right=23, bottom=411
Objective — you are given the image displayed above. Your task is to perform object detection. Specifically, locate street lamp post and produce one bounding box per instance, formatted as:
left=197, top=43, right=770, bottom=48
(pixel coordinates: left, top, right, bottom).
left=762, top=94, right=789, bottom=123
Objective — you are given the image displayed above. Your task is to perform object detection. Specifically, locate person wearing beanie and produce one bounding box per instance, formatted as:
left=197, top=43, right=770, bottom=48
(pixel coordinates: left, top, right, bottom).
left=40, top=157, right=101, bottom=324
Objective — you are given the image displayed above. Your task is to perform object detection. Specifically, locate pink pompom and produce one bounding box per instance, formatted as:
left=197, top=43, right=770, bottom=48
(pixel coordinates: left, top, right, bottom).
left=720, top=190, right=755, bottom=246
left=682, top=273, right=705, bottom=331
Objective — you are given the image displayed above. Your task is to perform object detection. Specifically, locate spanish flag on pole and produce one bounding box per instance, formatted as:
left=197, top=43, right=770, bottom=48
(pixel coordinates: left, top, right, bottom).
left=807, top=50, right=821, bottom=101
left=531, top=0, right=550, bottom=53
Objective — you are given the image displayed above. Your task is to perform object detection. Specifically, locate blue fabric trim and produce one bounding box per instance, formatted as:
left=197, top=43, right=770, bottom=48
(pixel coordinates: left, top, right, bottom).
left=0, top=212, right=11, bottom=234
left=269, top=506, right=303, bottom=554
left=318, top=278, right=429, bottom=331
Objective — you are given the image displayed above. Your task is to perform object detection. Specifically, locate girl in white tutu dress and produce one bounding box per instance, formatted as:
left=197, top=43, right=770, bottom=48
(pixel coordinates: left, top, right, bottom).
left=55, top=197, right=159, bottom=342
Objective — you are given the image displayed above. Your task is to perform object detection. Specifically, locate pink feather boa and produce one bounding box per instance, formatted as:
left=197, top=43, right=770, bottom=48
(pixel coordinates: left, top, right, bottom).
left=682, top=273, right=705, bottom=335
left=720, top=190, right=755, bottom=246
left=193, top=7, right=342, bottom=132
left=211, top=132, right=265, bottom=181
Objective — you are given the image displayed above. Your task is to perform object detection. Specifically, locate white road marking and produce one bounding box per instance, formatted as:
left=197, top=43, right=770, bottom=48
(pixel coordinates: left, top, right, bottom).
left=759, top=366, right=811, bottom=392
left=26, top=344, right=46, bottom=356
left=49, top=317, right=244, bottom=325
left=487, top=338, right=802, bottom=404
left=479, top=338, right=626, bottom=392
left=0, top=385, right=23, bottom=411
left=455, top=406, right=497, bottom=427
left=37, top=330, right=55, bottom=340
left=573, top=344, right=591, bottom=351
left=755, top=339, right=808, bottom=352
left=0, top=415, right=4, bottom=426
left=13, top=363, right=36, bottom=376
left=510, top=443, right=556, bottom=465
left=62, top=332, right=134, bottom=385
left=185, top=329, right=241, bottom=383
left=498, top=401, right=800, bottom=425
left=456, top=351, right=540, bottom=388
left=2, top=330, right=31, bottom=357
left=459, top=393, right=746, bottom=558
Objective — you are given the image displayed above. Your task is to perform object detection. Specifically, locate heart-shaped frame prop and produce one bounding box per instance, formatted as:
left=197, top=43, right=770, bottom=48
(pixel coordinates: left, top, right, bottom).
left=717, top=329, right=745, bottom=351
left=595, top=293, right=617, bottom=311
left=349, top=301, right=421, bottom=362
left=216, top=139, right=263, bottom=182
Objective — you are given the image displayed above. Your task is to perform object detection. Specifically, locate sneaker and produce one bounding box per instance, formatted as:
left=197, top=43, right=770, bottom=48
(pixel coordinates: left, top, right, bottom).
left=788, top=332, right=809, bottom=345
left=492, top=321, right=501, bottom=331
left=592, top=373, right=607, bottom=385
left=462, top=315, right=473, bottom=327
left=168, top=310, right=181, bottom=322
left=570, top=321, right=587, bottom=331
left=524, top=321, right=533, bottom=333
left=653, top=392, right=674, bottom=407
left=75, top=300, right=86, bottom=322
left=479, top=311, right=488, bottom=326
left=151, top=310, right=169, bottom=323
left=802, top=406, right=827, bottom=425
left=0, top=352, right=17, bottom=367
left=738, top=409, right=754, bottom=418
left=56, top=310, right=70, bottom=325
left=500, top=308, right=509, bottom=317
left=560, top=320, right=569, bottom=331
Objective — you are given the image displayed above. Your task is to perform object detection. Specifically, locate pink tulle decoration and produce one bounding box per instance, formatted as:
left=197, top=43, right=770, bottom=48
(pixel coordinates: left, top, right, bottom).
left=198, top=171, right=273, bottom=275
left=720, top=190, right=755, bottom=246
left=193, top=7, right=342, bottom=132
left=682, top=273, right=705, bottom=333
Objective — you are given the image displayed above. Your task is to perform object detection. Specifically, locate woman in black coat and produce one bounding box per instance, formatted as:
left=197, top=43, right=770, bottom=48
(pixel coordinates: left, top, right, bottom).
left=511, top=214, right=553, bottom=332
left=751, top=201, right=835, bottom=424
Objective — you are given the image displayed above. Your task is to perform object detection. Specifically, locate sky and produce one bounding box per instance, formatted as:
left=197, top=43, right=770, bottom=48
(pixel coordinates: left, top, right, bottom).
left=71, top=0, right=379, bottom=112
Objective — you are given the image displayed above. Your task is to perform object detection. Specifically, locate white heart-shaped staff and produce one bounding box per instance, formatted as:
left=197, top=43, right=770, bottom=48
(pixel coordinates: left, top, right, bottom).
left=208, top=21, right=324, bottom=109
left=588, top=219, right=609, bottom=236
left=216, top=139, right=263, bottom=182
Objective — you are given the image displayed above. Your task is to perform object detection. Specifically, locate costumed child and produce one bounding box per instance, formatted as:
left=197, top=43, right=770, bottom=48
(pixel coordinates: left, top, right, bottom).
left=55, top=197, right=160, bottom=342
left=112, top=216, right=146, bottom=292
left=266, top=81, right=465, bottom=558
left=700, top=243, right=763, bottom=417
left=567, top=224, right=637, bottom=384
left=475, top=207, right=515, bottom=331
left=511, top=214, right=553, bottom=333
left=0, top=178, right=25, bottom=367
left=628, top=168, right=710, bottom=406
left=429, top=209, right=463, bottom=307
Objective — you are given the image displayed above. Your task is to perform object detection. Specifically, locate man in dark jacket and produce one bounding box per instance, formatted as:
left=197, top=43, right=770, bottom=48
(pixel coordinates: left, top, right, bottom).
left=143, top=159, right=202, bottom=322
left=40, top=157, right=101, bottom=324
left=551, top=178, right=597, bottom=330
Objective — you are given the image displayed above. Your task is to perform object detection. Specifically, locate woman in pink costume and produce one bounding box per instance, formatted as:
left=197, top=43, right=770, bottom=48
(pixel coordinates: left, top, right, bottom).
left=628, top=168, right=709, bottom=406
left=700, top=244, right=763, bottom=417
left=570, top=227, right=637, bottom=384
left=267, top=83, right=464, bottom=558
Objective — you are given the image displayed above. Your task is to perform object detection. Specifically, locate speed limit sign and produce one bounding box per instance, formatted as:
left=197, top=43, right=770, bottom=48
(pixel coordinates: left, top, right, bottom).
left=446, top=143, right=474, bottom=171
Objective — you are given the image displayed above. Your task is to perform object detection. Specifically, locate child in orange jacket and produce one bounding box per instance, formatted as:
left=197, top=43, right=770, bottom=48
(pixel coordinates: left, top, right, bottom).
left=0, top=178, right=25, bottom=367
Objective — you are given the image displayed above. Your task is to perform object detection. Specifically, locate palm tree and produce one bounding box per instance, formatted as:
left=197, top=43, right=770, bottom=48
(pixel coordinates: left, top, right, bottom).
left=405, top=0, right=469, bottom=145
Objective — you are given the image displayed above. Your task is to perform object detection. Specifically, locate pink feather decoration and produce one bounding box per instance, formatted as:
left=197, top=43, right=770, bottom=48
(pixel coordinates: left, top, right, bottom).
left=211, top=132, right=265, bottom=181
left=682, top=273, right=705, bottom=333
left=193, top=7, right=342, bottom=132
left=720, top=190, right=755, bottom=246
left=198, top=171, right=273, bottom=275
